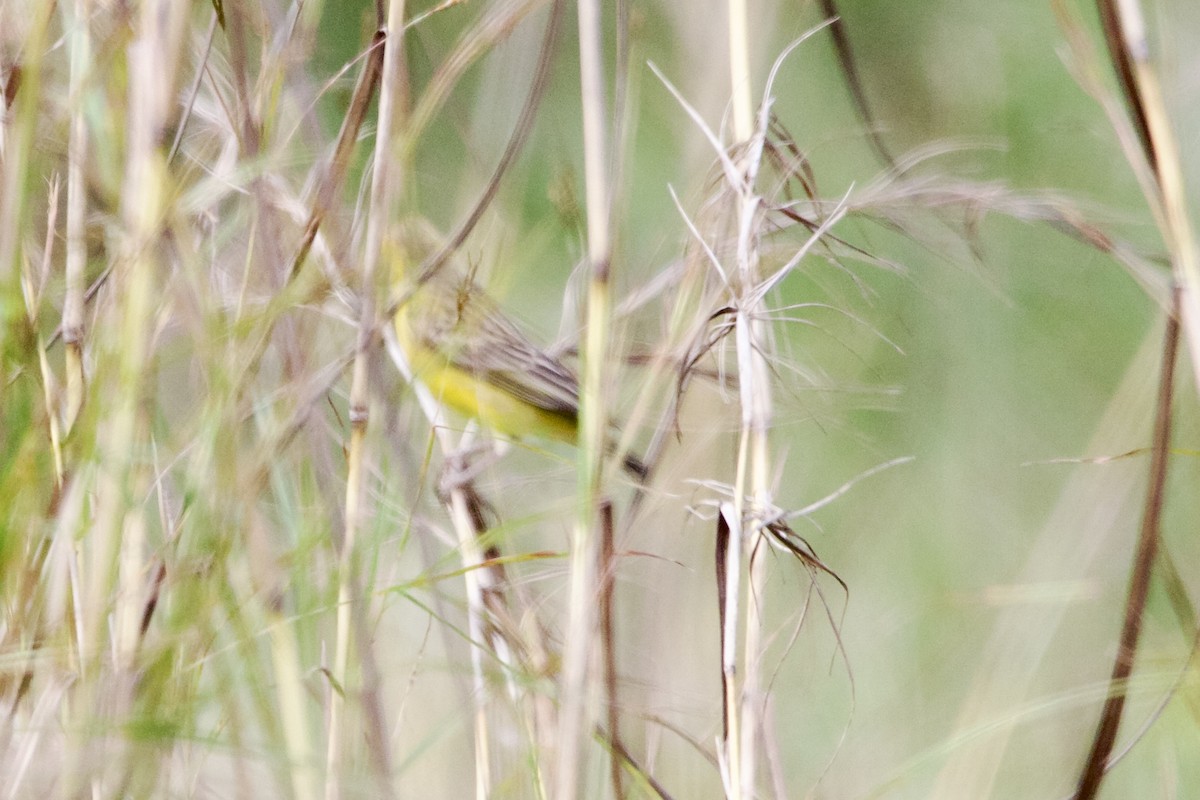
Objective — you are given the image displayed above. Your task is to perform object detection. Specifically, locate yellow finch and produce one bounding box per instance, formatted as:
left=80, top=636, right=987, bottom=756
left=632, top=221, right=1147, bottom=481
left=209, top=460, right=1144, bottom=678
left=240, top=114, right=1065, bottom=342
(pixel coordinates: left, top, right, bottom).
left=391, top=222, right=646, bottom=480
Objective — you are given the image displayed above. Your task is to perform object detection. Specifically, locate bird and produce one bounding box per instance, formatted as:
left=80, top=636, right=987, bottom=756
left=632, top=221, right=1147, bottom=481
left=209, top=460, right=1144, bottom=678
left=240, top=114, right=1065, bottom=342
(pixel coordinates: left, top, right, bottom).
left=389, top=220, right=647, bottom=481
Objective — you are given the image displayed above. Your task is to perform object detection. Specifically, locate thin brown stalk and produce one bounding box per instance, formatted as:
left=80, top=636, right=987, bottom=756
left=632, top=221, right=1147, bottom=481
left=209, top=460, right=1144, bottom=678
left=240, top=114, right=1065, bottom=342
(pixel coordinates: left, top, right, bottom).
left=597, top=726, right=677, bottom=800
left=404, top=0, right=544, bottom=155
left=1094, top=0, right=1155, bottom=169
left=224, top=2, right=259, bottom=152
left=411, top=0, right=565, bottom=289
left=1072, top=291, right=1179, bottom=798
left=291, top=29, right=386, bottom=279
left=166, top=12, right=219, bottom=165
left=1065, top=15, right=1200, bottom=794
left=816, top=0, right=896, bottom=170
left=714, top=504, right=733, bottom=748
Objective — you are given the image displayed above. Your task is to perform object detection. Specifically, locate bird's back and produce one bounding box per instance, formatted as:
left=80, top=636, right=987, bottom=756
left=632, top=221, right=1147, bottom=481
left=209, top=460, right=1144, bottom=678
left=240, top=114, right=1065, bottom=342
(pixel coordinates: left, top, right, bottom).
left=393, top=239, right=581, bottom=443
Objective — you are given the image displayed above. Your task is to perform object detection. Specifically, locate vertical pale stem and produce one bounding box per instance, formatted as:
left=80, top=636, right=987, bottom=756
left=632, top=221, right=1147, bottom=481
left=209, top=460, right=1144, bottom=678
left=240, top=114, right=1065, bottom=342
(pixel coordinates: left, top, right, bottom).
left=65, top=0, right=185, bottom=794
left=63, top=0, right=88, bottom=436
left=558, top=0, right=612, bottom=796
left=1123, top=27, right=1200, bottom=394
left=727, top=0, right=754, bottom=141
left=108, top=0, right=186, bottom=670
left=326, top=8, right=404, bottom=800
left=33, top=181, right=63, bottom=483
left=270, top=602, right=320, bottom=800
left=392, top=342, right=501, bottom=798
left=445, top=486, right=497, bottom=800
left=726, top=0, right=771, bottom=797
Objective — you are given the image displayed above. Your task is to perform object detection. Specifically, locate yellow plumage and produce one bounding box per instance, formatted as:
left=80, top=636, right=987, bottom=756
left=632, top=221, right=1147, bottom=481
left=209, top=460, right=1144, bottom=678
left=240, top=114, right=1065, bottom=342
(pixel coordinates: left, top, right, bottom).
left=391, top=222, right=645, bottom=478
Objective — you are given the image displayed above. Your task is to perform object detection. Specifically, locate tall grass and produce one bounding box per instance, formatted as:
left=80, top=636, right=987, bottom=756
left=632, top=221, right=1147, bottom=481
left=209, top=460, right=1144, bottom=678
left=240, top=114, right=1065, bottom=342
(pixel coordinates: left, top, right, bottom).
left=2, top=1, right=1197, bottom=798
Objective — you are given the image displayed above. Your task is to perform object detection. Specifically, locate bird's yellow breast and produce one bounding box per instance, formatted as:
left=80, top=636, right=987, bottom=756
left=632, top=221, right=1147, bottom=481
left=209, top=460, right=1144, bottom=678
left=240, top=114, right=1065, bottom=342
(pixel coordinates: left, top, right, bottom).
left=394, top=307, right=578, bottom=444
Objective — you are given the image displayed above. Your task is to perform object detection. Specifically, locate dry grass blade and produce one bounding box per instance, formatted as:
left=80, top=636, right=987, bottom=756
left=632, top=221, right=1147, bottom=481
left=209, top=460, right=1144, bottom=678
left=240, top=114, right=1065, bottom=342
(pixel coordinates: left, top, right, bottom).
left=816, top=0, right=896, bottom=170
left=405, top=0, right=544, bottom=149
left=411, top=0, right=566, bottom=287
left=714, top=502, right=739, bottom=791
left=1094, top=0, right=1155, bottom=170
left=557, top=0, right=616, bottom=789
left=291, top=28, right=387, bottom=279
left=596, top=726, right=678, bottom=800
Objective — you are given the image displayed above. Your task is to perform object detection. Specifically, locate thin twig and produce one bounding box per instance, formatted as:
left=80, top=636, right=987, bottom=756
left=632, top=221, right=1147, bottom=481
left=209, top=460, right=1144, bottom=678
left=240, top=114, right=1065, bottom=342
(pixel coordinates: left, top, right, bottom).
left=816, top=0, right=896, bottom=170
left=1072, top=288, right=1179, bottom=800
left=290, top=29, right=387, bottom=279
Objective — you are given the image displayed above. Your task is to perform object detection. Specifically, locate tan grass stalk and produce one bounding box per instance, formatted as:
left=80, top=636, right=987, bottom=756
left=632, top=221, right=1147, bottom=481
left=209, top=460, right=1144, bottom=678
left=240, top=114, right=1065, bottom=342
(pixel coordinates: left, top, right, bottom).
left=327, top=6, right=402, bottom=800
left=30, top=178, right=62, bottom=482
left=725, top=1, right=771, bottom=795
left=444, top=474, right=503, bottom=799
left=655, top=31, right=841, bottom=795
left=555, top=0, right=614, bottom=795
left=1118, top=20, right=1200, bottom=398
left=268, top=593, right=321, bottom=800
